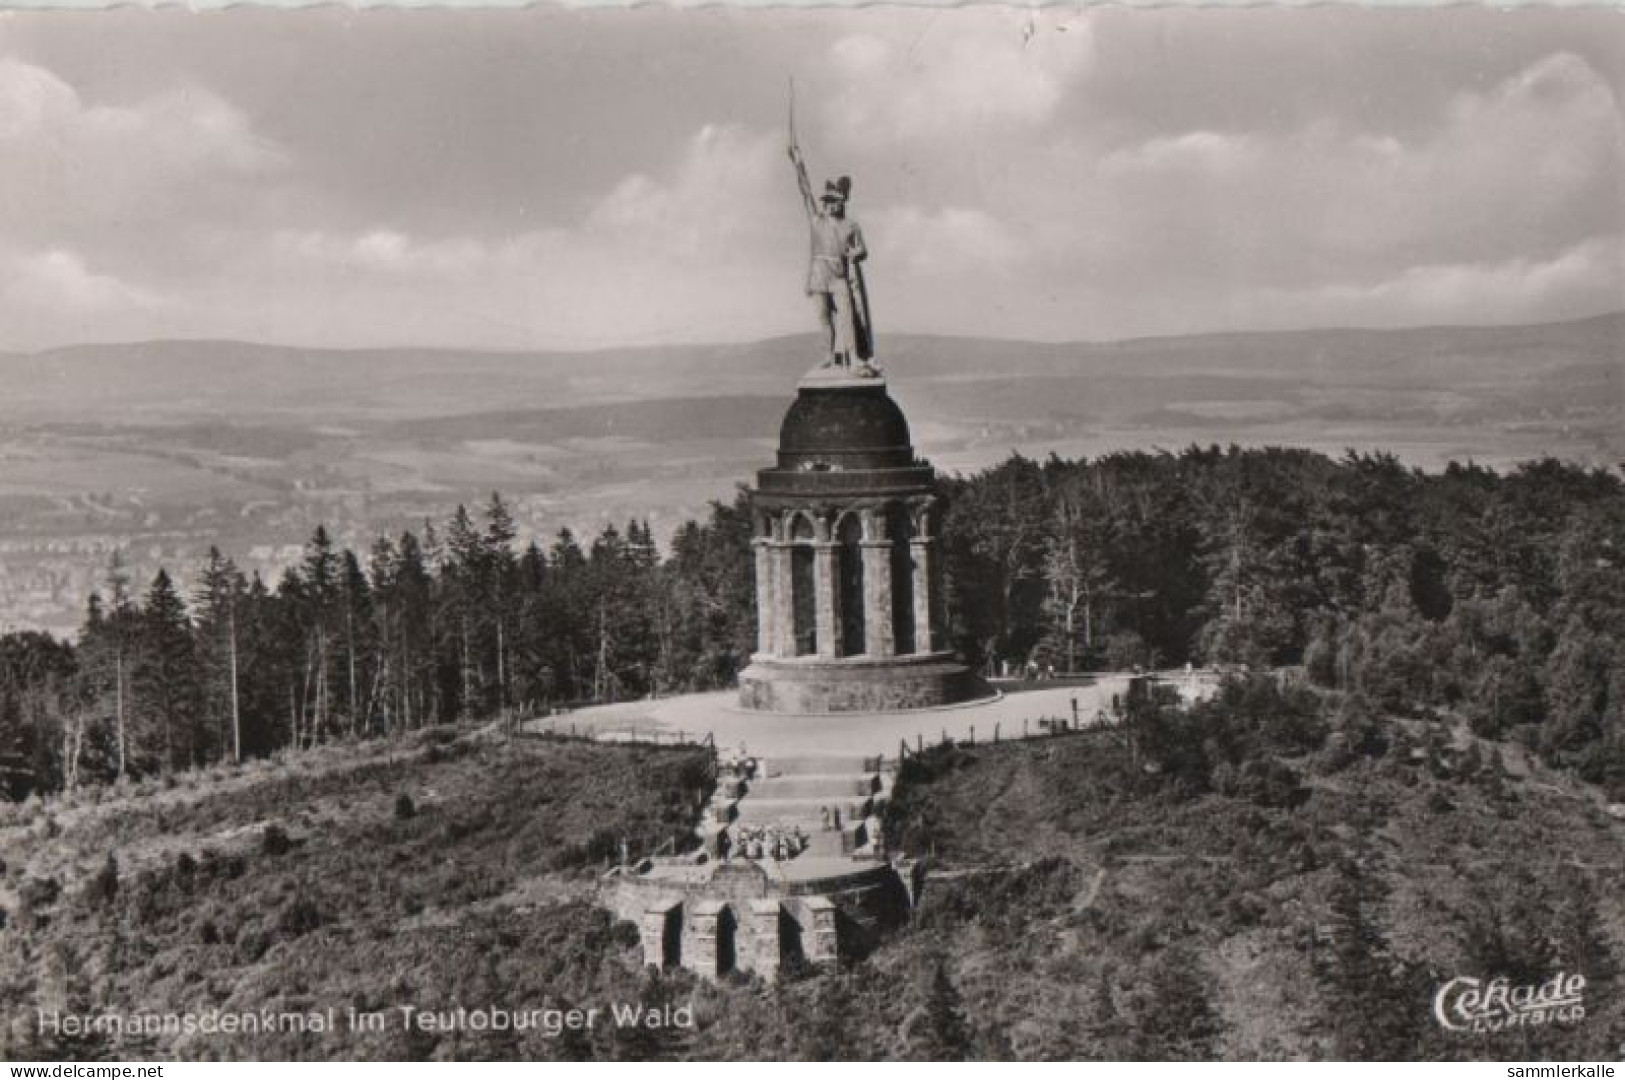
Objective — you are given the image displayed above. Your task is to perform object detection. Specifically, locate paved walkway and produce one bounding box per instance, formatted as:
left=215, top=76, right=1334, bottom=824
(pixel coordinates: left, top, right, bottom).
left=524, top=677, right=1142, bottom=760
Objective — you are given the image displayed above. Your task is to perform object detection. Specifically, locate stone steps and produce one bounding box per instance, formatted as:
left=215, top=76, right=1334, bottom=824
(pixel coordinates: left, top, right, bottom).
left=763, top=754, right=874, bottom=777
left=734, top=793, right=874, bottom=826
left=748, top=772, right=879, bottom=799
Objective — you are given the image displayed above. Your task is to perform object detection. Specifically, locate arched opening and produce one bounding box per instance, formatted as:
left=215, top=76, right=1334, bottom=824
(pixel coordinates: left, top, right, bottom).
left=789, top=514, right=817, bottom=656
left=836, top=513, right=866, bottom=657
left=661, top=905, right=682, bottom=969
left=888, top=503, right=917, bottom=655
left=716, top=906, right=738, bottom=975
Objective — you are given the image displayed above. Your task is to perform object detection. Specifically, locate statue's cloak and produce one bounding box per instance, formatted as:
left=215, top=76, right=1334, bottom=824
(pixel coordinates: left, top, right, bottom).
left=850, top=260, right=874, bottom=361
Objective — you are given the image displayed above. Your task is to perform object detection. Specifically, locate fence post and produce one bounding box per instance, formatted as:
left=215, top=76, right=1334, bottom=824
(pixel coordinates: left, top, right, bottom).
left=969, top=725, right=975, bottom=746
left=1023, top=718, right=1029, bottom=739
left=994, top=722, right=1000, bottom=744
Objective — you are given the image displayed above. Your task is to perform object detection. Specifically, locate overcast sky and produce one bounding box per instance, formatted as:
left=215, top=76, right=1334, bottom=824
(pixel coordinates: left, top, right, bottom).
left=0, top=6, right=1619, bottom=351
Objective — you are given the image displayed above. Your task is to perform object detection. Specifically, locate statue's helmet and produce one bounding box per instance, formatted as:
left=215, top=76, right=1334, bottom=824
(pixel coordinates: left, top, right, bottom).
left=820, top=176, right=852, bottom=204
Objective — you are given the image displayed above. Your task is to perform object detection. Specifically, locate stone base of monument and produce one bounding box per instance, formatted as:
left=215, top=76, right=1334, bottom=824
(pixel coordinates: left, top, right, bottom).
left=737, top=650, right=992, bottom=714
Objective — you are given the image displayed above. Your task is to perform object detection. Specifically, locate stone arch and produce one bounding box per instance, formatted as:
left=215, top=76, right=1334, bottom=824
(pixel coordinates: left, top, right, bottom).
left=788, top=510, right=817, bottom=543
left=910, top=497, right=936, bottom=539
left=786, top=511, right=818, bottom=655
left=836, top=511, right=866, bottom=657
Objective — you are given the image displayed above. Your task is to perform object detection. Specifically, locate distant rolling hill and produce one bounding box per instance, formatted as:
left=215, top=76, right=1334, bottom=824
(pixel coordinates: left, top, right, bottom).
left=1, top=311, right=1618, bottom=431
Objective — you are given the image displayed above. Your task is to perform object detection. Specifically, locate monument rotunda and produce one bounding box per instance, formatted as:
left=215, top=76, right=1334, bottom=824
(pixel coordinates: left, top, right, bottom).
left=737, top=369, right=987, bottom=713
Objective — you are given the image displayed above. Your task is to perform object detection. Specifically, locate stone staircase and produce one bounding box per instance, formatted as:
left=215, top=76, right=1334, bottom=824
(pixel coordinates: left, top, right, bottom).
left=710, top=752, right=893, bottom=863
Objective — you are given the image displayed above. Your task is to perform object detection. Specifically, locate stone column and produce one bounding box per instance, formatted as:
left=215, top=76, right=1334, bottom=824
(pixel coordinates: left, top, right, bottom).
left=799, top=896, right=839, bottom=968
left=743, top=899, right=782, bottom=978
left=753, top=540, right=774, bottom=656
left=813, top=541, right=840, bottom=659
left=861, top=537, right=895, bottom=658
left=772, top=543, right=796, bottom=658
left=640, top=901, right=681, bottom=970
left=911, top=537, right=935, bottom=654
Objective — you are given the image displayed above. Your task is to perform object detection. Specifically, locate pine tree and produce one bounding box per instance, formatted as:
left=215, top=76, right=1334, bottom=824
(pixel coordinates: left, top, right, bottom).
left=135, top=569, right=197, bottom=773
left=194, top=547, right=246, bottom=763
left=484, top=493, right=519, bottom=718
left=918, top=956, right=974, bottom=1061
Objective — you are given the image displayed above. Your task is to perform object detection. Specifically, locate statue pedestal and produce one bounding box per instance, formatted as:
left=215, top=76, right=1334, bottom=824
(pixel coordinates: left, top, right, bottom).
left=798, top=362, right=884, bottom=389
left=738, top=651, right=987, bottom=715
left=740, top=374, right=992, bottom=716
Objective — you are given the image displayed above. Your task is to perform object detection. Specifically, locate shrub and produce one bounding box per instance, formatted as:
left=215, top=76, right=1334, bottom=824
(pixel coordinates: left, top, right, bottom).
left=277, top=895, right=323, bottom=938
left=1234, top=759, right=1309, bottom=809
left=87, top=853, right=119, bottom=908
left=394, top=793, right=417, bottom=821
left=261, top=824, right=292, bottom=857
left=19, top=874, right=60, bottom=910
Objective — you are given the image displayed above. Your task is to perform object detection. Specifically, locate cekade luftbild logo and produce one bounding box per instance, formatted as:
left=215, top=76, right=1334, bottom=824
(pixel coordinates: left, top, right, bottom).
left=1433, top=972, right=1587, bottom=1033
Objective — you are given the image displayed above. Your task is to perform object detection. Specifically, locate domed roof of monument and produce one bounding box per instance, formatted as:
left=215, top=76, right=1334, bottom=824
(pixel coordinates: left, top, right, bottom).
left=777, top=383, right=913, bottom=464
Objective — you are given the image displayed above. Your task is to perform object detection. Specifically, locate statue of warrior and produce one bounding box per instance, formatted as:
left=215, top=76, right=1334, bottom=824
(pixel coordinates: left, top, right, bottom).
left=788, top=85, right=875, bottom=372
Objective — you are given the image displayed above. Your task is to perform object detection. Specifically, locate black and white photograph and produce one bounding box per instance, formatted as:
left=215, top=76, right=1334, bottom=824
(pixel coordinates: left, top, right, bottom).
left=0, top=3, right=1622, bottom=1064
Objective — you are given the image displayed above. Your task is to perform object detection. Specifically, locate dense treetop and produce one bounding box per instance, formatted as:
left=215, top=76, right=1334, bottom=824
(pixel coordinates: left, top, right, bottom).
left=1, top=447, right=1621, bottom=799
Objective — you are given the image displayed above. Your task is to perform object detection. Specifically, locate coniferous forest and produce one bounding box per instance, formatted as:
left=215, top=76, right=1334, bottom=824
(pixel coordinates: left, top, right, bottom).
left=1, top=446, right=1623, bottom=803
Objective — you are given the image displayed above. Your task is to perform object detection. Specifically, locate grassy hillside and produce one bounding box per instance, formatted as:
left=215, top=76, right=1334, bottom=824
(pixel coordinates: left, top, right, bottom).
left=4, top=684, right=1623, bottom=1061
left=839, top=690, right=1625, bottom=1060
left=0, top=729, right=714, bottom=1061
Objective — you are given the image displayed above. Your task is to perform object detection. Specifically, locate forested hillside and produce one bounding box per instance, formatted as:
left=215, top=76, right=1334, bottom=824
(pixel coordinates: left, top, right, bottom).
left=0, top=729, right=715, bottom=1060
left=6, top=676, right=1622, bottom=1061
left=0, top=447, right=1621, bottom=804
left=803, top=678, right=1625, bottom=1061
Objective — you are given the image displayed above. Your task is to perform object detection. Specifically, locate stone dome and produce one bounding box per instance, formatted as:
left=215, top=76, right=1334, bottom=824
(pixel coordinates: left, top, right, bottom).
left=776, top=383, right=915, bottom=471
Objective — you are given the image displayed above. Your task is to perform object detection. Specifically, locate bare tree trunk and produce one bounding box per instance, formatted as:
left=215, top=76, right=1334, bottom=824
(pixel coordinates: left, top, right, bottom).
left=495, top=618, right=506, bottom=717
left=595, top=603, right=610, bottom=703
left=228, top=606, right=242, bottom=764
left=114, top=648, right=127, bottom=782
left=460, top=614, right=474, bottom=719
left=62, top=713, right=83, bottom=791
left=346, top=605, right=358, bottom=737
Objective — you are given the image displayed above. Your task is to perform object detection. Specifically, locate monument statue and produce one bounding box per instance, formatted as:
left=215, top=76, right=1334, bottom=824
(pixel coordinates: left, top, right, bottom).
left=788, top=86, right=876, bottom=375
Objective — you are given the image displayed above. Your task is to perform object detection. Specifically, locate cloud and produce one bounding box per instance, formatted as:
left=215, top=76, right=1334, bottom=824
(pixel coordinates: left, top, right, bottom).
left=870, top=204, right=1028, bottom=280
left=0, top=14, right=1616, bottom=351
left=818, top=12, right=1095, bottom=147
left=1091, top=51, right=1623, bottom=276
left=0, top=55, right=285, bottom=245
left=0, top=246, right=165, bottom=346
left=1246, top=236, right=1625, bottom=330
left=184, top=124, right=806, bottom=349
left=4, top=249, right=162, bottom=313
left=1100, top=132, right=1255, bottom=177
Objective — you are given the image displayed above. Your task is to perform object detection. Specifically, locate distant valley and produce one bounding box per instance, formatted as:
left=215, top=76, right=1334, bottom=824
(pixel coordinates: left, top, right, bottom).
left=0, top=312, right=1619, bottom=636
